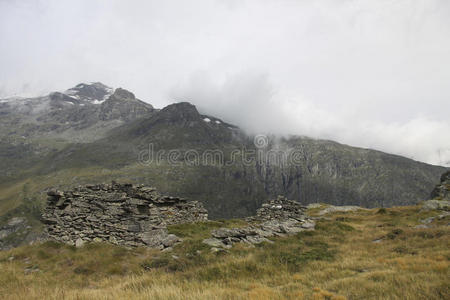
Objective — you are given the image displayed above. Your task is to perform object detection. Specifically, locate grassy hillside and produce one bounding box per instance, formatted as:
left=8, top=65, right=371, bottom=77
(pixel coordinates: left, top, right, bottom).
left=1, top=205, right=448, bottom=299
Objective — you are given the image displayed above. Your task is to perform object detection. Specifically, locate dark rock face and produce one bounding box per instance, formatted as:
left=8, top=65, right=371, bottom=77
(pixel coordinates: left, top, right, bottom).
left=42, top=182, right=208, bottom=249
left=109, top=88, right=135, bottom=101
left=431, top=170, right=450, bottom=200
left=66, top=82, right=113, bottom=101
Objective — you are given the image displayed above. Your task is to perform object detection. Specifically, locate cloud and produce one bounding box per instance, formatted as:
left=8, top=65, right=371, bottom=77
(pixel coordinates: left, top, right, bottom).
left=0, top=0, right=449, bottom=166
left=172, top=70, right=450, bottom=166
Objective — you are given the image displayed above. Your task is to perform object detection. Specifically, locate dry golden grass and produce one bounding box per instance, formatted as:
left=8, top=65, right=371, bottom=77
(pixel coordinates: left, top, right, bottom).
left=0, top=206, right=449, bottom=299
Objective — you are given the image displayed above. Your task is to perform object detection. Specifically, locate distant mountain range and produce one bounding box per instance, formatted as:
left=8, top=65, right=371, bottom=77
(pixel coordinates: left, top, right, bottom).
left=0, top=83, right=446, bottom=229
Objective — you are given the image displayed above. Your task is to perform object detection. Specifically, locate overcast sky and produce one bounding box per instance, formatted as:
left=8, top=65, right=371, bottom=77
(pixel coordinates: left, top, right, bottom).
left=1, top=0, right=449, bottom=166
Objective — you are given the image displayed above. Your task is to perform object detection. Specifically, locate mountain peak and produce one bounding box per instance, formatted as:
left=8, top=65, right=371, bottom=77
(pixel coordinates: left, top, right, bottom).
left=110, top=88, right=135, bottom=101
left=159, top=102, right=200, bottom=121
left=64, top=82, right=114, bottom=104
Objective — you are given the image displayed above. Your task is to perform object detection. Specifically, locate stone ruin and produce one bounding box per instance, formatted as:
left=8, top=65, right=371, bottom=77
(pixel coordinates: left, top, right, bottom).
left=42, top=182, right=208, bottom=249
left=203, top=196, right=315, bottom=250
left=248, top=195, right=310, bottom=222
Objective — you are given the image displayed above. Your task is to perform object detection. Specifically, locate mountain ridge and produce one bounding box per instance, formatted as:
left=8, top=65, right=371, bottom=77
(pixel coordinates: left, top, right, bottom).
left=0, top=83, right=446, bottom=250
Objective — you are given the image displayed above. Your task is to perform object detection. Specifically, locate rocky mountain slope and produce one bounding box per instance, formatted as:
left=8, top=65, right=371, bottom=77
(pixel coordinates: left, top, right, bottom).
left=0, top=82, right=154, bottom=180
left=38, top=100, right=445, bottom=218
left=0, top=83, right=446, bottom=248
left=0, top=82, right=154, bottom=143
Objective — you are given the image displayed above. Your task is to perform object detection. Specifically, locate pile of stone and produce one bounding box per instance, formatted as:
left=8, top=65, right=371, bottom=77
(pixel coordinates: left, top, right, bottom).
left=203, top=196, right=315, bottom=250
left=42, top=182, right=208, bottom=249
left=247, top=196, right=310, bottom=222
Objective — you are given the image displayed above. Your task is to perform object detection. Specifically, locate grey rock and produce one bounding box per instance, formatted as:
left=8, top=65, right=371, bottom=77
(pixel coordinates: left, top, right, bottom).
left=301, top=221, right=316, bottom=229
left=203, top=238, right=227, bottom=248
left=421, top=217, right=435, bottom=224
left=438, top=211, right=450, bottom=219
left=161, top=234, right=180, bottom=247
left=210, top=247, right=227, bottom=253
left=212, top=228, right=244, bottom=239
left=414, top=224, right=430, bottom=229
left=7, top=217, right=26, bottom=227
left=318, top=205, right=365, bottom=215
left=422, top=200, right=450, bottom=211
left=244, top=235, right=272, bottom=244
left=75, top=238, right=85, bottom=248
left=307, top=203, right=322, bottom=209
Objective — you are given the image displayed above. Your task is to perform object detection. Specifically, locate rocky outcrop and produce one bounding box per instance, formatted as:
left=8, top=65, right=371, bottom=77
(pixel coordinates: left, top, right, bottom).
left=421, top=171, right=450, bottom=211
left=42, top=182, right=208, bottom=249
left=431, top=170, right=450, bottom=201
left=422, top=200, right=450, bottom=211
left=203, top=196, right=315, bottom=249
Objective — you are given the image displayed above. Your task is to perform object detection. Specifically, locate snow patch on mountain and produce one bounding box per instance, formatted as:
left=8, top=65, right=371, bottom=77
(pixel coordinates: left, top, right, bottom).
left=63, top=82, right=114, bottom=104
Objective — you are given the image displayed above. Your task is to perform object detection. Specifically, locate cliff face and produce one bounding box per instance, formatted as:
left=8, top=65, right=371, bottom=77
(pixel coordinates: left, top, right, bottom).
left=42, top=182, right=208, bottom=249
left=431, top=171, right=450, bottom=200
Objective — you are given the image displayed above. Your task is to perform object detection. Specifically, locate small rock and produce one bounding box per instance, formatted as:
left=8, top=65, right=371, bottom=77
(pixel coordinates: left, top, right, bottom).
left=307, top=203, right=322, bottom=209
left=210, top=247, right=227, bottom=254
left=7, top=217, right=26, bottom=227
left=414, top=224, right=430, bottom=229
left=161, top=234, right=180, bottom=248
left=75, top=238, right=85, bottom=248
left=421, top=217, right=435, bottom=224
left=318, top=205, right=364, bottom=215
left=301, top=221, right=316, bottom=229
left=438, top=211, right=450, bottom=219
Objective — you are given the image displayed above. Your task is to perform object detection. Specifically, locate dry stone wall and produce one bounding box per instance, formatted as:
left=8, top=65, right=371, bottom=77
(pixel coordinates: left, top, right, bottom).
left=248, top=195, right=310, bottom=222
left=42, top=182, right=208, bottom=249
left=203, top=196, right=315, bottom=250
